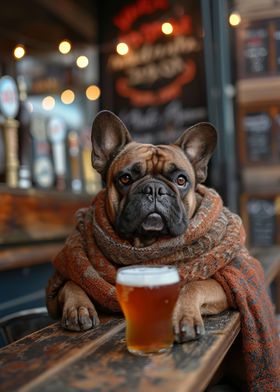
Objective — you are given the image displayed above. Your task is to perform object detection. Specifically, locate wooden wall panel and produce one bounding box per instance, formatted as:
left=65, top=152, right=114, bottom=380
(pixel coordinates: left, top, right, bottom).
left=0, top=187, right=91, bottom=244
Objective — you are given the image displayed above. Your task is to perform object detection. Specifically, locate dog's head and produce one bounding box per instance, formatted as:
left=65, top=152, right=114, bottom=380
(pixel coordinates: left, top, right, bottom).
left=91, top=111, right=217, bottom=244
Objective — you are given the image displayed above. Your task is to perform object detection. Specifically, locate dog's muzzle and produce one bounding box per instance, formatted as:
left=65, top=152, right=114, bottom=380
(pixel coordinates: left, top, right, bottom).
left=115, top=178, right=188, bottom=239
left=140, top=181, right=168, bottom=232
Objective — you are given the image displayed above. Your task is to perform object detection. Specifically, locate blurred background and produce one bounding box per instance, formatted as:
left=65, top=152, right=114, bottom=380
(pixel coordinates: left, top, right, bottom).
left=0, top=0, right=279, bottom=345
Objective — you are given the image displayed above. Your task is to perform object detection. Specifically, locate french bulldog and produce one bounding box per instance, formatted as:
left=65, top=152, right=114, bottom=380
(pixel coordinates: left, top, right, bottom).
left=52, top=110, right=229, bottom=342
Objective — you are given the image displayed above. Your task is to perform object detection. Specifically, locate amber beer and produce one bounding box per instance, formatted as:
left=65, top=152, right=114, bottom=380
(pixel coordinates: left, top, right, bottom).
left=116, top=266, right=180, bottom=355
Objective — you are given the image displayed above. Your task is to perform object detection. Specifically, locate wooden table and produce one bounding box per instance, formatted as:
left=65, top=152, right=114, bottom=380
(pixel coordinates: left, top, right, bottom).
left=1, top=246, right=279, bottom=392
left=0, top=311, right=240, bottom=392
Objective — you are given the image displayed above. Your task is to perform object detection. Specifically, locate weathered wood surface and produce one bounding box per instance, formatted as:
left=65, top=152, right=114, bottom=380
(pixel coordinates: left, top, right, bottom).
left=0, top=317, right=124, bottom=391
left=0, top=311, right=240, bottom=392
left=0, top=187, right=91, bottom=245
left=0, top=244, right=278, bottom=391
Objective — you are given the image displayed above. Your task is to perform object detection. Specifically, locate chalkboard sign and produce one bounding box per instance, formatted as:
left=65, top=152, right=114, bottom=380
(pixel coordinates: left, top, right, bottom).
left=274, top=21, right=280, bottom=72
left=248, top=199, right=276, bottom=246
left=98, top=0, right=207, bottom=144
left=243, top=24, right=269, bottom=76
left=243, top=112, right=272, bottom=161
left=274, top=113, right=280, bottom=156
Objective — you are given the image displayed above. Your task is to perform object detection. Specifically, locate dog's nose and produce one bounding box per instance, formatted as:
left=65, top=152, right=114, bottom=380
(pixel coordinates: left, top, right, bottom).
left=143, top=182, right=167, bottom=199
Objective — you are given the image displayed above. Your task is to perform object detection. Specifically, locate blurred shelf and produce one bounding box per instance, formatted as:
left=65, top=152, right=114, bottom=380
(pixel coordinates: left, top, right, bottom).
left=0, top=242, right=63, bottom=271
left=237, top=76, right=280, bottom=104
left=236, top=0, right=280, bottom=21
left=0, top=186, right=93, bottom=246
left=238, top=9, right=280, bottom=22
left=241, top=166, right=280, bottom=193
left=0, top=184, right=93, bottom=200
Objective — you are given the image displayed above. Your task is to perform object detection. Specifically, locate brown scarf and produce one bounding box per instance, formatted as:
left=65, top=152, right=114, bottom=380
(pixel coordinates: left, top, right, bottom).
left=47, top=185, right=280, bottom=390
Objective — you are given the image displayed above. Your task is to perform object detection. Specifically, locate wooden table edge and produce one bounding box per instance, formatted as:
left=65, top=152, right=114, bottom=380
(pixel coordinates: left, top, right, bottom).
left=181, top=312, right=241, bottom=392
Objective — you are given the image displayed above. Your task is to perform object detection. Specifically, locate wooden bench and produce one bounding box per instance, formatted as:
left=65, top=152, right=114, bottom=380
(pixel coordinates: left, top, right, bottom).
left=0, top=247, right=279, bottom=392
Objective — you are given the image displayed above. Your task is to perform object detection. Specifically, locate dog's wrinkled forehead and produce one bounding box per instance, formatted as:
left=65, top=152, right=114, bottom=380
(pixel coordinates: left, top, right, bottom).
left=107, top=141, right=195, bottom=182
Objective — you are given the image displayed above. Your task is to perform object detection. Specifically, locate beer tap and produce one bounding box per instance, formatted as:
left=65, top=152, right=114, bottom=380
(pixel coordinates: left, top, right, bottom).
left=68, top=130, right=82, bottom=193
left=47, top=116, right=67, bottom=191
left=30, top=114, right=54, bottom=189
left=17, top=75, right=32, bottom=189
left=0, top=76, right=20, bottom=188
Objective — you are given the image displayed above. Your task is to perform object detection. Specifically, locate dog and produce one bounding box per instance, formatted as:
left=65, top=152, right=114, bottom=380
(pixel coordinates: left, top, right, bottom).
left=53, top=110, right=230, bottom=343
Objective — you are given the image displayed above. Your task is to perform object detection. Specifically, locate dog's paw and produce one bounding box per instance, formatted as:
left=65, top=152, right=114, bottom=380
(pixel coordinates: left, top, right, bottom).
left=61, top=304, right=100, bottom=332
left=172, top=282, right=205, bottom=343
left=58, top=281, right=100, bottom=332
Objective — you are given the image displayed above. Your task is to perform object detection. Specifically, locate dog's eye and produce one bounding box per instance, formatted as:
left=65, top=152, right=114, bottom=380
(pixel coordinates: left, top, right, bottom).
left=119, top=174, right=132, bottom=186
left=176, top=175, right=187, bottom=187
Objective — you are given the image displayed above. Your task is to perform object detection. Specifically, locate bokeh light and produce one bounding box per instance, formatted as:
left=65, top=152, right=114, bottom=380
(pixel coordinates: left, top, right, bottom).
left=42, top=96, right=55, bottom=111
left=61, top=89, right=75, bottom=104
left=229, top=12, right=241, bottom=27
left=14, top=45, right=26, bottom=59
left=116, top=42, right=129, bottom=55
left=76, top=55, right=89, bottom=68
left=59, top=40, right=71, bottom=54
left=86, top=85, right=101, bottom=100
left=161, top=22, right=173, bottom=35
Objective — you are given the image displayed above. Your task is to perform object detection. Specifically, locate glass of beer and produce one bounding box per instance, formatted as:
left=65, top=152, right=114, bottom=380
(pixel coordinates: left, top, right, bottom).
left=116, top=265, right=180, bottom=356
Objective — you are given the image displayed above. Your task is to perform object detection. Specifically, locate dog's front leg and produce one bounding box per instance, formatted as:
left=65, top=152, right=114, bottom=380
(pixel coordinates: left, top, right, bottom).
left=58, top=281, right=100, bottom=331
left=173, top=279, right=229, bottom=342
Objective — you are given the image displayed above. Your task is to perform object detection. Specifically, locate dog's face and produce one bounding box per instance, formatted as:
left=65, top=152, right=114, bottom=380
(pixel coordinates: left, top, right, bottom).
left=91, top=111, right=217, bottom=243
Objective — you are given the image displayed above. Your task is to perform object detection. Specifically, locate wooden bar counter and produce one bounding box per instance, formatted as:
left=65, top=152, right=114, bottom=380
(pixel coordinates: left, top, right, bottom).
left=0, top=311, right=240, bottom=392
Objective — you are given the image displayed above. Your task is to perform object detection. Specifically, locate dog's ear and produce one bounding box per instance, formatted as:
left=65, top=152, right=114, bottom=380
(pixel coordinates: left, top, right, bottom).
left=175, top=122, right=217, bottom=184
left=91, top=110, right=132, bottom=179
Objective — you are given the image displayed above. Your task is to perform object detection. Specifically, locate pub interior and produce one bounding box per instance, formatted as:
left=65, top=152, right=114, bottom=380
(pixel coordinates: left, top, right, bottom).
left=0, top=0, right=280, bottom=390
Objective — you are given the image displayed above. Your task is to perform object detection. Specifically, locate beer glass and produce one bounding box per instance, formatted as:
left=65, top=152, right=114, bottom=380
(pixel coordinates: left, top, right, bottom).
left=116, top=265, right=180, bottom=356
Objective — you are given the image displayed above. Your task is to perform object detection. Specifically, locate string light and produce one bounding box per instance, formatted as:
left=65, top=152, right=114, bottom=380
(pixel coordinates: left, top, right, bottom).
left=161, top=22, right=173, bottom=35
left=229, top=12, right=241, bottom=27
left=42, top=96, right=55, bottom=111
left=86, top=85, right=100, bottom=100
left=76, top=55, right=89, bottom=68
left=61, top=89, right=75, bottom=104
left=116, top=42, right=129, bottom=55
left=59, top=40, right=71, bottom=54
left=14, top=45, right=26, bottom=59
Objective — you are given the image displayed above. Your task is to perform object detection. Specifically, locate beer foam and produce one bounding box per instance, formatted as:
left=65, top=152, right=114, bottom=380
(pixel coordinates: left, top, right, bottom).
left=116, top=266, right=180, bottom=287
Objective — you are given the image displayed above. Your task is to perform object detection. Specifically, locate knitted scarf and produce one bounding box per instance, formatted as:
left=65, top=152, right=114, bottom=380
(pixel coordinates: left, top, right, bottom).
left=46, top=185, right=280, bottom=390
